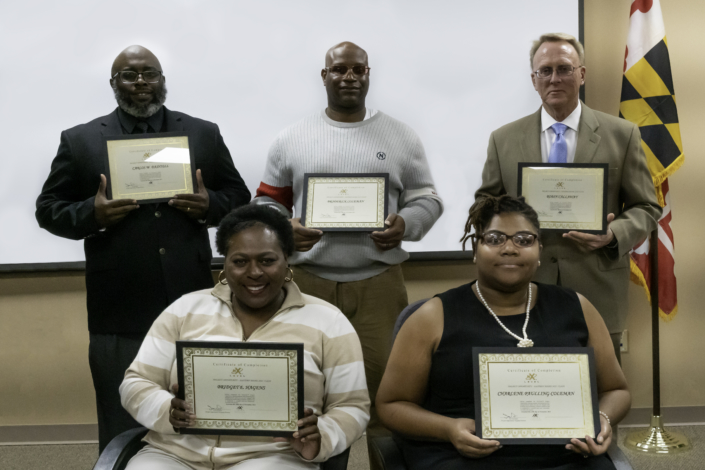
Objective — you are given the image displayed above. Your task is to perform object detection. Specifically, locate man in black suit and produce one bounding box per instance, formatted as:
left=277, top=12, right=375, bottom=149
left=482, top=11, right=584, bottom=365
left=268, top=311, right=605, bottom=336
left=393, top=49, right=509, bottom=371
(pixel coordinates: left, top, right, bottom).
left=36, top=45, right=250, bottom=452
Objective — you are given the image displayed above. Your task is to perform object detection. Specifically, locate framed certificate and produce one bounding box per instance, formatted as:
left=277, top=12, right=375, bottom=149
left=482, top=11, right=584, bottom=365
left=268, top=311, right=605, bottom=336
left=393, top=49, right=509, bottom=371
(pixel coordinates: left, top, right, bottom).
left=517, top=163, right=608, bottom=234
left=176, top=341, right=304, bottom=437
left=473, top=347, right=600, bottom=445
left=300, top=173, right=389, bottom=231
left=104, top=132, right=196, bottom=203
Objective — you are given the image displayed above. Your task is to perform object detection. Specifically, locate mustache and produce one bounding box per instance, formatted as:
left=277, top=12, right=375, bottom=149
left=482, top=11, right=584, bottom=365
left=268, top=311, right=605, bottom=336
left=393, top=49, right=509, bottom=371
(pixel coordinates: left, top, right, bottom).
left=111, top=83, right=168, bottom=118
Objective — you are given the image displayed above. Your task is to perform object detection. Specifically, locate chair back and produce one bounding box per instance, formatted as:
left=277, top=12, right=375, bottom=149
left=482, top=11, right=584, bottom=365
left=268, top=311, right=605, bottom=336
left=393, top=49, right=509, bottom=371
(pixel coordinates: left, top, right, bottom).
left=392, top=298, right=430, bottom=344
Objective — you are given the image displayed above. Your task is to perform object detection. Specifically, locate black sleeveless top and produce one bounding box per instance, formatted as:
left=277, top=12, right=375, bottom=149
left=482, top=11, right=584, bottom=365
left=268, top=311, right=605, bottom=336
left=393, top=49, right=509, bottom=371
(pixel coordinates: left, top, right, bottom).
left=394, top=282, right=616, bottom=470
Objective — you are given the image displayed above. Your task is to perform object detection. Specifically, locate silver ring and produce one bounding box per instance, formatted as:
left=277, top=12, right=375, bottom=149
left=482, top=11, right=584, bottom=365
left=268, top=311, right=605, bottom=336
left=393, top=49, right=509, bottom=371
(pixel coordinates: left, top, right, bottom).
left=187, top=207, right=191, bottom=212
left=170, top=408, right=176, bottom=418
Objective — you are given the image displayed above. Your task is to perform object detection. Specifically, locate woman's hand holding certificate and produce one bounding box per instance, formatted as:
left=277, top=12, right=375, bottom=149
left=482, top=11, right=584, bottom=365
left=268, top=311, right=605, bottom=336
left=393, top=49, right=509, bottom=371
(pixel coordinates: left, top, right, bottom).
left=273, top=408, right=322, bottom=460
left=169, top=384, right=196, bottom=429
left=447, top=418, right=501, bottom=459
left=566, top=413, right=613, bottom=458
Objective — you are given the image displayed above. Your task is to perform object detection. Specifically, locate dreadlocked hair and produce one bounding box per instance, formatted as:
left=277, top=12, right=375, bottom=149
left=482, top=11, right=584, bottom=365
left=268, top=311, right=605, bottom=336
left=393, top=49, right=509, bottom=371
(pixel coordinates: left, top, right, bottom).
left=460, top=195, right=541, bottom=251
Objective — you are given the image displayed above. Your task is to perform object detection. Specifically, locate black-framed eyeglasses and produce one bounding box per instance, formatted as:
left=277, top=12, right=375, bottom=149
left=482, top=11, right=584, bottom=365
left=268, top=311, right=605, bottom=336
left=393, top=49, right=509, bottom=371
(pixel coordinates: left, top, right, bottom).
left=325, top=65, right=371, bottom=76
left=475, top=230, right=538, bottom=248
left=111, top=70, right=163, bottom=84
left=534, top=65, right=580, bottom=79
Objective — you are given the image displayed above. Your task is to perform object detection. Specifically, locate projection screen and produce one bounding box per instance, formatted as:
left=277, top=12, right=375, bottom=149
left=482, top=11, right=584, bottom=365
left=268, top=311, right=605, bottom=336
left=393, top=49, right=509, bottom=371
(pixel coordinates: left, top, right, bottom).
left=0, top=0, right=581, bottom=269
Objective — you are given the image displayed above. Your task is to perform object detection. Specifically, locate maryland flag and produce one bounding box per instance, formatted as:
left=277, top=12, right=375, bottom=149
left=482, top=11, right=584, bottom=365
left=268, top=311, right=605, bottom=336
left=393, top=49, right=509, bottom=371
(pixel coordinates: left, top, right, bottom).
left=620, top=0, right=681, bottom=320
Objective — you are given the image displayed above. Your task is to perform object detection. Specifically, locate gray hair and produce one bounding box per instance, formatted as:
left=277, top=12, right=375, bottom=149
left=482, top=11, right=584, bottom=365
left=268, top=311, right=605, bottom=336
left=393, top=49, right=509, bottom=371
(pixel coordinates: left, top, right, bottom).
left=530, top=33, right=585, bottom=68
left=111, top=82, right=168, bottom=119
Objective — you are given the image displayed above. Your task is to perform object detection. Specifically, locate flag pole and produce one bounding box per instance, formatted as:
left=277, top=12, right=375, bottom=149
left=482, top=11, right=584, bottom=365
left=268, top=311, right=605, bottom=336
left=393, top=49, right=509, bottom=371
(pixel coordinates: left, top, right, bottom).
left=624, top=229, right=689, bottom=453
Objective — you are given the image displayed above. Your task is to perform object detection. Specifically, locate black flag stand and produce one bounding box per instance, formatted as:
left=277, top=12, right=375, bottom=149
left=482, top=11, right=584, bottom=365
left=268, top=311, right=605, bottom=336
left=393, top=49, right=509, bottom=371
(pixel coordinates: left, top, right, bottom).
left=624, top=229, right=690, bottom=454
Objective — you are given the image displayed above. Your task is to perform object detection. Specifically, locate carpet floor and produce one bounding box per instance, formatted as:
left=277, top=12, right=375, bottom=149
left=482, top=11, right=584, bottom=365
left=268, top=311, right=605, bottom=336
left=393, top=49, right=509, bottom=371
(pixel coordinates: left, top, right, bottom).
left=0, top=425, right=700, bottom=470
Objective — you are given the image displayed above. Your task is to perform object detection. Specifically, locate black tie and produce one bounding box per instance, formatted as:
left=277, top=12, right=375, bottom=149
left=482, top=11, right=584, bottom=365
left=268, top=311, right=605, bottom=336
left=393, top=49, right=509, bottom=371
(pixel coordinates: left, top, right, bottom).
left=135, top=122, right=149, bottom=134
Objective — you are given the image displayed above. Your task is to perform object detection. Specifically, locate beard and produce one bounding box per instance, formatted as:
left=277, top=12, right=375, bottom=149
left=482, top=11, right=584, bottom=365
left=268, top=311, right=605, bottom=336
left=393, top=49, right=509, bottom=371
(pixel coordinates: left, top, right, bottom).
left=112, top=83, right=168, bottom=118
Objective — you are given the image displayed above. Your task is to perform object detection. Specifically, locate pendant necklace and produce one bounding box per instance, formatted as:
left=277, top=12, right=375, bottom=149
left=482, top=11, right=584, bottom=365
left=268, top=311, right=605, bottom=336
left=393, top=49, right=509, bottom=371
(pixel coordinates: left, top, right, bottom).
left=475, top=282, right=534, bottom=348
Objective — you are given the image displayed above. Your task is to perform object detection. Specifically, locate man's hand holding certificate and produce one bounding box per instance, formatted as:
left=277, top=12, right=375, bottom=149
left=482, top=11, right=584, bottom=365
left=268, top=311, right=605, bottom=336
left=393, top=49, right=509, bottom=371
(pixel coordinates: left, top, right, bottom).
left=94, top=174, right=139, bottom=228
left=169, top=169, right=210, bottom=220
left=563, top=213, right=616, bottom=252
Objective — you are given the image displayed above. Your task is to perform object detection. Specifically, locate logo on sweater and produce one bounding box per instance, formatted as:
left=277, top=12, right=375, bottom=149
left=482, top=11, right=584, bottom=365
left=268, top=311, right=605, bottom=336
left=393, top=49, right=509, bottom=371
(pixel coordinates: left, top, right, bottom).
left=376, top=151, right=386, bottom=160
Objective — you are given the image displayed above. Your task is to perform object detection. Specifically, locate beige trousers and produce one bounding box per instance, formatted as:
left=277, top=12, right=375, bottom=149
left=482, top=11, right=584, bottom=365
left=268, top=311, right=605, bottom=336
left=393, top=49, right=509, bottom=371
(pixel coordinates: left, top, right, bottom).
left=125, top=445, right=319, bottom=470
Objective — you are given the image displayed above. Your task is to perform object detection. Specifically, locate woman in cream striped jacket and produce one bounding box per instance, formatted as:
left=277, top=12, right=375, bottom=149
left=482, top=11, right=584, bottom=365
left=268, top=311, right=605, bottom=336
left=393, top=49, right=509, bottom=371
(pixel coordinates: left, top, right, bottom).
left=119, top=205, right=370, bottom=470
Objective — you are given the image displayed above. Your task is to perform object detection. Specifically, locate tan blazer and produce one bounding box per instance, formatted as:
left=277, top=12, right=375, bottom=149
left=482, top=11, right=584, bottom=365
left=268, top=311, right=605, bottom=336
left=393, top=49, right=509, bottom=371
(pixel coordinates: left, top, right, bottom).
left=476, top=103, right=662, bottom=333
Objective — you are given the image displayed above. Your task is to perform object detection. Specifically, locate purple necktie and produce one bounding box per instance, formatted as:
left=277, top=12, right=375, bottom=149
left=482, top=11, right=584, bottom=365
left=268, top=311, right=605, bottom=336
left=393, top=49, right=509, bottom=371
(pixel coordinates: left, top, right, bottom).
left=548, top=123, right=568, bottom=163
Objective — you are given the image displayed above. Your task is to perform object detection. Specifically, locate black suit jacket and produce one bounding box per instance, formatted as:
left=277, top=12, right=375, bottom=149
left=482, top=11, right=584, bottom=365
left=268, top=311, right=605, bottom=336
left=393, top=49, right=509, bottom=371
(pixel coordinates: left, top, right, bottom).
left=36, top=107, right=251, bottom=335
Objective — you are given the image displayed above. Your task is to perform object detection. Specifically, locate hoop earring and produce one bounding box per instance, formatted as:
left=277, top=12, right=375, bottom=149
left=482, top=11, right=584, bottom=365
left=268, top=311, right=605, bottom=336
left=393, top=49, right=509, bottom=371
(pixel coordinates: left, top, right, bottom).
left=218, top=270, right=228, bottom=285
left=538, top=260, right=541, bottom=267
left=473, top=256, right=477, bottom=263
left=284, top=267, right=294, bottom=282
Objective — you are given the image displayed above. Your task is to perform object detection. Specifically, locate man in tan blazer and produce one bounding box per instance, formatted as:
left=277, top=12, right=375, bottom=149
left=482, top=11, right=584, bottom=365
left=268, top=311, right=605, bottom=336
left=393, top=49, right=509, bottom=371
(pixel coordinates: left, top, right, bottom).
left=476, top=33, right=661, bottom=359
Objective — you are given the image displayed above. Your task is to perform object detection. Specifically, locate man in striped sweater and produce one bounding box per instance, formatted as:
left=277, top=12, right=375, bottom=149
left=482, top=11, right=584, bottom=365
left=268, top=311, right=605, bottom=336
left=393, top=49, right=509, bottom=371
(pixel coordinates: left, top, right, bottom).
left=253, top=41, right=443, bottom=465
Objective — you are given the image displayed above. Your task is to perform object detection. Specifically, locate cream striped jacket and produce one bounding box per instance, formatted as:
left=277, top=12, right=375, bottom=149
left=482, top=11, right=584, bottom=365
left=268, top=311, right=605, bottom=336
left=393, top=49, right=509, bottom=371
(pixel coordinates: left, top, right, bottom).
left=119, top=281, right=370, bottom=466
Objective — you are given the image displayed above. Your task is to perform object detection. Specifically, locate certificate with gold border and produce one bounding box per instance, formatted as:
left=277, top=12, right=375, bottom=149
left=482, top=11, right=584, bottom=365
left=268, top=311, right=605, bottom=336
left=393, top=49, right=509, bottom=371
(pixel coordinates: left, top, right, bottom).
left=104, top=132, right=195, bottom=203
left=473, top=347, right=600, bottom=445
left=176, top=341, right=304, bottom=437
left=517, top=163, right=608, bottom=234
left=300, top=173, right=389, bottom=231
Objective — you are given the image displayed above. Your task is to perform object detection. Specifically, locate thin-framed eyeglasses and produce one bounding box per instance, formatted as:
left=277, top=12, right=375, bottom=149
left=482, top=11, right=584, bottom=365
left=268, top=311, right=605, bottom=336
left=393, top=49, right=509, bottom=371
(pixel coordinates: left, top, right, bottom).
left=475, top=230, right=538, bottom=248
left=534, top=65, right=581, bottom=79
left=325, top=65, right=371, bottom=76
left=112, top=70, right=163, bottom=84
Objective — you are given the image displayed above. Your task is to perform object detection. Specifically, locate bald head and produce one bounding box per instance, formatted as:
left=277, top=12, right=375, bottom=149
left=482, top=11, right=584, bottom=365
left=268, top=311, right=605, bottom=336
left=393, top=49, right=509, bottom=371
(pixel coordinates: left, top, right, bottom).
left=110, top=45, right=166, bottom=119
left=321, top=41, right=370, bottom=121
left=325, top=42, right=368, bottom=67
left=111, top=45, right=162, bottom=76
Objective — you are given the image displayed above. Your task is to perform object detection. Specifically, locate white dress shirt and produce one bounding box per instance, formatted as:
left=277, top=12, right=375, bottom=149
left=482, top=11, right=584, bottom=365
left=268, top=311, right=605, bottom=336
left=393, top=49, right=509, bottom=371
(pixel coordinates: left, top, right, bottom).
left=540, top=101, right=582, bottom=163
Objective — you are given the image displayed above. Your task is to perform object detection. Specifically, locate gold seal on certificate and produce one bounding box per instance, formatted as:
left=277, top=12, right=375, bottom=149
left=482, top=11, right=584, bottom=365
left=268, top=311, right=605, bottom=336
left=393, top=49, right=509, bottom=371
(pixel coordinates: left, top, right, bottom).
left=104, top=132, right=195, bottom=203
left=473, top=347, right=600, bottom=444
left=517, top=163, right=608, bottom=234
left=300, top=173, right=389, bottom=231
left=176, top=341, right=304, bottom=437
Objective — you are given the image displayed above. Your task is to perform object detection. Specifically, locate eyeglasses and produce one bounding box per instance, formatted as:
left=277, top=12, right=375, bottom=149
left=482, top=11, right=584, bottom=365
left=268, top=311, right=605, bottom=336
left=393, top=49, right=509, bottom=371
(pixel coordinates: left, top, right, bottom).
left=325, top=65, right=371, bottom=76
left=112, top=70, right=163, bottom=84
left=534, top=65, right=580, bottom=79
left=475, top=231, right=538, bottom=248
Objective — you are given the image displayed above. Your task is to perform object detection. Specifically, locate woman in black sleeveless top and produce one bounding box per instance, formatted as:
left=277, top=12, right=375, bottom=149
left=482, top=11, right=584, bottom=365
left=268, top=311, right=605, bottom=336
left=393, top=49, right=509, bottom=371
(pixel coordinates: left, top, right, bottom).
left=377, top=196, right=631, bottom=470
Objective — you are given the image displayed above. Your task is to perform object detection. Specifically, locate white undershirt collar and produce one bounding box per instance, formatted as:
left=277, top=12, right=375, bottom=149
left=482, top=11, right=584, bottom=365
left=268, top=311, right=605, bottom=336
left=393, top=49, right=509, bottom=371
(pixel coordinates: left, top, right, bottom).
left=541, top=101, right=581, bottom=132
